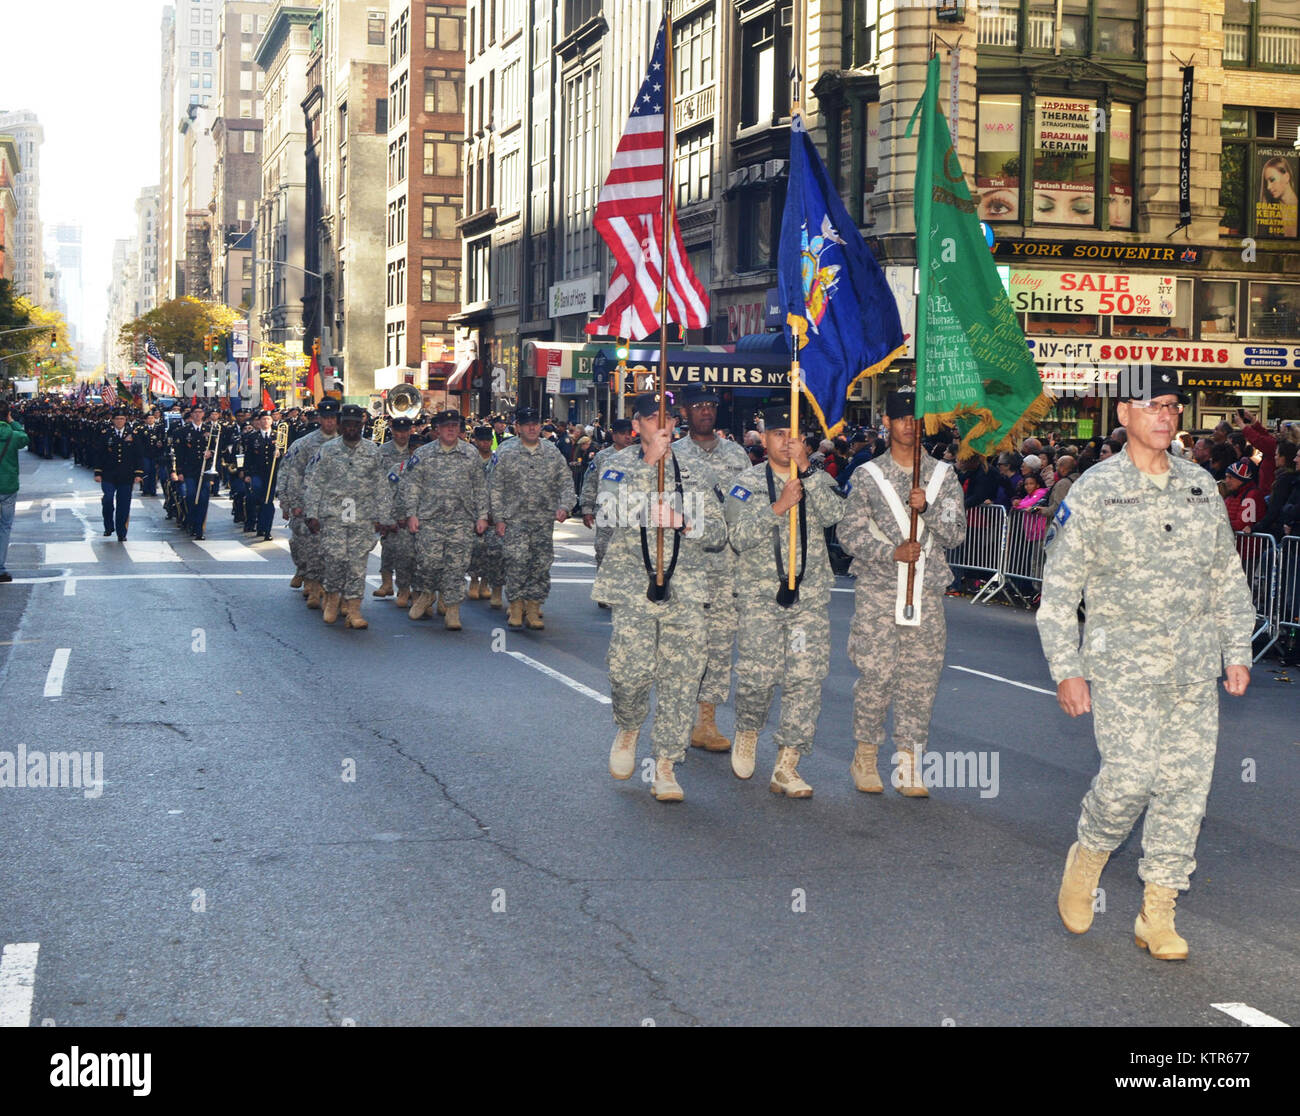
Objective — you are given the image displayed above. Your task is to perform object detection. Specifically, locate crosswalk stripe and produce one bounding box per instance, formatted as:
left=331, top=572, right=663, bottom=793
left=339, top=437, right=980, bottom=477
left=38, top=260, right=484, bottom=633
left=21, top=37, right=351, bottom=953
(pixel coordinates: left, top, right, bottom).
left=0, top=943, right=39, bottom=1028
left=122, top=541, right=183, bottom=563
left=193, top=539, right=269, bottom=562
left=44, top=542, right=97, bottom=564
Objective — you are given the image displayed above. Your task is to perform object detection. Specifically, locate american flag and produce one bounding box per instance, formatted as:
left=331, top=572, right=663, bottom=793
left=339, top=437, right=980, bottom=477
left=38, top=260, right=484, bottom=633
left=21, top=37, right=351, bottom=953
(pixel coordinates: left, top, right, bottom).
left=101, top=379, right=117, bottom=407
left=585, top=18, right=709, bottom=341
left=145, top=337, right=178, bottom=396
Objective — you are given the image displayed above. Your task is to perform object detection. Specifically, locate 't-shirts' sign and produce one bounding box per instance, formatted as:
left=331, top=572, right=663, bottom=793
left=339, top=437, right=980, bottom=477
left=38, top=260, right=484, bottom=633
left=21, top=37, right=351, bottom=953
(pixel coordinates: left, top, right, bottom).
left=1010, top=270, right=1176, bottom=317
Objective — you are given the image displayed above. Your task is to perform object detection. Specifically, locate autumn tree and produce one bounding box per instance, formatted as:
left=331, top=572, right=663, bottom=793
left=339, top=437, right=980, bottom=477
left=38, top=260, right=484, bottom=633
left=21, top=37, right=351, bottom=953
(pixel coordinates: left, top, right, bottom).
left=117, top=297, right=245, bottom=365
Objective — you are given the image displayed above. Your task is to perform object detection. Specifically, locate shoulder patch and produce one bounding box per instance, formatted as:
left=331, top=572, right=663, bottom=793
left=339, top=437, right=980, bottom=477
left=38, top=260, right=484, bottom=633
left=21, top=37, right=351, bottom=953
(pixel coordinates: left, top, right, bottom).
left=387, top=470, right=400, bottom=484
left=601, top=468, right=625, bottom=483
left=1053, top=501, right=1071, bottom=527
left=407, top=453, right=421, bottom=468
left=730, top=485, right=752, bottom=502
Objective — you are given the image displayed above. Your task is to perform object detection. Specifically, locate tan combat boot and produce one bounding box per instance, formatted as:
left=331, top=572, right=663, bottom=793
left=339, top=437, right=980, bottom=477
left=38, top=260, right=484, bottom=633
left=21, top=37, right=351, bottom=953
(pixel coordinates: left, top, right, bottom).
left=1058, top=842, right=1111, bottom=934
left=731, top=730, right=758, bottom=779
left=490, top=585, right=503, bottom=609
left=443, top=603, right=462, bottom=631
left=894, top=750, right=930, bottom=798
left=524, top=600, right=545, bottom=629
left=394, top=585, right=411, bottom=608
left=770, top=747, right=813, bottom=798
left=507, top=598, right=524, bottom=627
left=1134, top=883, right=1189, bottom=960
left=373, top=571, right=394, bottom=597
left=343, top=598, right=368, bottom=629
left=850, top=743, right=884, bottom=793
left=305, top=580, right=323, bottom=609
left=289, top=572, right=304, bottom=589
left=408, top=591, right=435, bottom=620
left=690, top=702, right=731, bottom=752
left=609, top=728, right=638, bottom=780
left=650, top=758, right=684, bottom=802
left=321, top=592, right=342, bottom=624
left=466, top=577, right=481, bottom=600
left=436, top=593, right=446, bottom=615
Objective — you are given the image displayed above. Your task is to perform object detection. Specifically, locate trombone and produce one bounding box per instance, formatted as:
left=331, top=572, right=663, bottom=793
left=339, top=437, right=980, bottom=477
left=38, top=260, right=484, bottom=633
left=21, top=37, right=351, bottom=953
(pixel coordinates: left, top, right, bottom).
left=264, top=421, right=290, bottom=504
left=201, top=418, right=221, bottom=477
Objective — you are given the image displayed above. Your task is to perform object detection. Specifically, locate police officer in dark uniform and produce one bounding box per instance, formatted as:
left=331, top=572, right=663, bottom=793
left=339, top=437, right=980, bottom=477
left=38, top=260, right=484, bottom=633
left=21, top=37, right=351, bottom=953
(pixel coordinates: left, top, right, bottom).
left=94, top=407, right=143, bottom=541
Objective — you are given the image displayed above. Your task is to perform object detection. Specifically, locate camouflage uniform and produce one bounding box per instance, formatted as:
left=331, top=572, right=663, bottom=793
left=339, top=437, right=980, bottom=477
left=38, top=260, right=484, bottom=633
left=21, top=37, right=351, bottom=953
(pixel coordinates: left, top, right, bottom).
left=1037, top=447, right=1253, bottom=891
left=301, top=438, right=384, bottom=600
left=593, top=446, right=726, bottom=760
left=838, top=452, right=966, bottom=755
left=670, top=435, right=751, bottom=704
left=579, top=443, right=624, bottom=567
left=377, top=439, right=417, bottom=593
left=468, top=448, right=504, bottom=589
left=278, top=427, right=336, bottom=578
left=726, top=463, right=845, bottom=755
left=396, top=439, right=488, bottom=606
left=488, top=436, right=574, bottom=604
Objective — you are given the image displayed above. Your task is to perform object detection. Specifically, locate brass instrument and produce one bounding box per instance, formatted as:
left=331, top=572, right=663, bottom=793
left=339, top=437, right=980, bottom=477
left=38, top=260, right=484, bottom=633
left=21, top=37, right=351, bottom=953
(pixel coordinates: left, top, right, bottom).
left=386, top=384, right=423, bottom=421
left=201, top=419, right=221, bottom=477
left=264, top=421, right=290, bottom=504
left=371, top=414, right=388, bottom=445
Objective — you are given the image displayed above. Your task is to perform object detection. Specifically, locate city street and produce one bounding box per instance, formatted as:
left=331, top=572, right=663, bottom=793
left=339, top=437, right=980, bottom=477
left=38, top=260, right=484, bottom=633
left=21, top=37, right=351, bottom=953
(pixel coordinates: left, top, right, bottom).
left=1, top=448, right=1296, bottom=1027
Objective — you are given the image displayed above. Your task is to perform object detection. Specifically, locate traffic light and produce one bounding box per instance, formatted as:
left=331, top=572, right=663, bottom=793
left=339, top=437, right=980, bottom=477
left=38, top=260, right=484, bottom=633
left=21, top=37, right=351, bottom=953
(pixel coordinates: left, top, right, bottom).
left=50, top=329, right=56, bottom=347
left=615, top=341, right=629, bottom=362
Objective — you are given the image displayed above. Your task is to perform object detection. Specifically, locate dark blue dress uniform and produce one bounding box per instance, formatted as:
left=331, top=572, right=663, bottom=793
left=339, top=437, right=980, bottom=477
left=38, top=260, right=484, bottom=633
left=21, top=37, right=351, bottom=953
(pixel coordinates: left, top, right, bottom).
left=241, top=424, right=281, bottom=538
left=137, top=419, right=165, bottom=496
left=94, top=424, right=143, bottom=541
left=175, top=421, right=213, bottom=539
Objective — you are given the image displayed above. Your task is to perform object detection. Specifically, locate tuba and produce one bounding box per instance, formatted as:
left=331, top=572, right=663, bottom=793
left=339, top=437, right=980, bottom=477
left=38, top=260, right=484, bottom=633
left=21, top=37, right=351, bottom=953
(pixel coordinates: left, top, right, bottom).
left=386, top=384, right=423, bottom=421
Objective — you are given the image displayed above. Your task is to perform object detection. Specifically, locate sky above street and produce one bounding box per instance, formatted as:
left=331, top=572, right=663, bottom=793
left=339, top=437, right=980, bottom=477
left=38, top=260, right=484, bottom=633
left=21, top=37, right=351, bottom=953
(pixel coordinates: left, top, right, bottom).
left=0, top=0, right=165, bottom=363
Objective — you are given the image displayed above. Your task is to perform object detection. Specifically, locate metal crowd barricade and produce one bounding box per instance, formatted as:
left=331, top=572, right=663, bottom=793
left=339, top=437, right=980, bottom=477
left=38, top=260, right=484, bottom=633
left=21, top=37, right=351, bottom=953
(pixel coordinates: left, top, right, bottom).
left=1279, top=535, right=1300, bottom=643
left=998, top=506, right=1051, bottom=605
left=1235, top=530, right=1279, bottom=663
left=944, top=505, right=1009, bottom=604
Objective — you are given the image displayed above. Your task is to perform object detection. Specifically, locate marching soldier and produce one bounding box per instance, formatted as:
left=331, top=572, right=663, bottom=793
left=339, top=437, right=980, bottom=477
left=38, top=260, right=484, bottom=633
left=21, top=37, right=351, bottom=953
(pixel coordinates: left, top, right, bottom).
left=1039, top=370, right=1253, bottom=961
left=223, top=415, right=247, bottom=526
left=173, top=404, right=215, bottom=539
left=597, top=393, right=726, bottom=802
left=671, top=386, right=751, bottom=753
left=302, top=404, right=385, bottom=629
left=397, top=410, right=488, bottom=631
left=467, top=424, right=505, bottom=608
left=837, top=390, right=966, bottom=796
left=241, top=410, right=284, bottom=540
left=488, top=406, right=574, bottom=630
left=94, top=408, right=143, bottom=542
left=725, top=406, right=845, bottom=797
left=138, top=409, right=165, bottom=497
left=374, top=415, right=418, bottom=606
left=580, top=417, right=635, bottom=591
left=278, top=398, right=340, bottom=605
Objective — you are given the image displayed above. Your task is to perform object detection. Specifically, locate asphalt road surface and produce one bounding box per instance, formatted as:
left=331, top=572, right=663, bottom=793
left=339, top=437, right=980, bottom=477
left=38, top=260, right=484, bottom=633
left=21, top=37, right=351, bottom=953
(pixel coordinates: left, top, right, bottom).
left=0, top=450, right=1296, bottom=1027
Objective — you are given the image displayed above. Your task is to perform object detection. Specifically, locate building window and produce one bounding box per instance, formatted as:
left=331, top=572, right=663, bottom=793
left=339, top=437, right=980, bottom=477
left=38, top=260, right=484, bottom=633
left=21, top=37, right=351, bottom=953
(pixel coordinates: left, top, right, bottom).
left=390, top=72, right=409, bottom=124
left=736, top=185, right=783, bottom=271
left=240, top=98, right=253, bottom=117
left=739, top=11, right=789, bottom=129
left=497, top=148, right=521, bottom=216
left=424, top=131, right=460, bottom=177
left=494, top=239, right=518, bottom=306
left=978, top=1, right=1140, bottom=58
left=467, top=237, right=491, bottom=303
left=368, top=13, right=385, bottom=45
left=841, top=0, right=877, bottom=68
left=424, top=68, right=463, bottom=115
left=191, top=50, right=200, bottom=65
left=1225, top=0, right=1300, bottom=70
left=675, top=126, right=712, bottom=209
left=243, top=131, right=257, bottom=154
left=422, top=195, right=458, bottom=239
left=1248, top=282, right=1300, bottom=338
left=499, top=58, right=523, bottom=131
left=1220, top=107, right=1300, bottom=239
left=426, top=5, right=463, bottom=52
left=239, top=69, right=252, bottom=91
left=974, top=92, right=1135, bottom=230
left=422, top=260, right=458, bottom=302
left=562, top=62, right=600, bottom=277
left=676, top=6, right=715, bottom=95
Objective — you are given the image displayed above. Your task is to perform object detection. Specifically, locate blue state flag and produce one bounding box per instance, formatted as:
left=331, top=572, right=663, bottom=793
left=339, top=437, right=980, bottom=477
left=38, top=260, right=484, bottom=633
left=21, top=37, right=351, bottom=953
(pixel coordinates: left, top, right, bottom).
left=779, top=112, right=905, bottom=436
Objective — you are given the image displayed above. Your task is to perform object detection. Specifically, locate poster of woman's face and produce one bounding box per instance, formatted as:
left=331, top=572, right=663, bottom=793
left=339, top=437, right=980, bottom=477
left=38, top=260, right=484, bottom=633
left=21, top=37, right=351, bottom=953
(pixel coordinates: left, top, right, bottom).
left=1257, top=152, right=1299, bottom=238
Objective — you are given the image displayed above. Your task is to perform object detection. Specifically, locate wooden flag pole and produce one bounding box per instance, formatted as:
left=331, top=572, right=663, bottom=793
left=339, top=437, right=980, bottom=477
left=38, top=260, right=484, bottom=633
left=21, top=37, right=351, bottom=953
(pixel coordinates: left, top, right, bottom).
left=787, top=0, right=804, bottom=593
left=654, top=3, right=676, bottom=592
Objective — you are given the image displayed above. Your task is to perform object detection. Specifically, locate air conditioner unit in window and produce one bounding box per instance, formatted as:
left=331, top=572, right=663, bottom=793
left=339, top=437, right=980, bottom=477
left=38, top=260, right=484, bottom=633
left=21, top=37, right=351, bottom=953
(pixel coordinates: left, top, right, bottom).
left=780, top=6, right=793, bottom=28
left=727, top=169, right=748, bottom=190
left=750, top=163, right=766, bottom=182
left=764, top=159, right=787, bottom=179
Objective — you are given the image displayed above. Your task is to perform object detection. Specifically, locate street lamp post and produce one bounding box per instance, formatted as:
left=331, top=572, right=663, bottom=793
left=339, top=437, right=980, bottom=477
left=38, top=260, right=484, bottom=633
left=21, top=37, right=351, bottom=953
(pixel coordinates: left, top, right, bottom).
left=254, top=257, right=332, bottom=403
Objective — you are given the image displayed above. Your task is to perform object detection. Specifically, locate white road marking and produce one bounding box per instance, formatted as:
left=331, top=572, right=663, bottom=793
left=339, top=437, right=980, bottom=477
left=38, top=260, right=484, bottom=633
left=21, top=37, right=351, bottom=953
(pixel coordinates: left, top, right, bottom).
left=0, top=943, right=40, bottom=1028
left=15, top=500, right=32, bottom=512
left=63, top=578, right=76, bottom=597
left=122, top=540, right=183, bottom=563
left=44, top=541, right=97, bottom=564
left=43, top=649, right=71, bottom=698
left=551, top=561, right=596, bottom=568
left=561, top=543, right=596, bottom=556
left=8, top=573, right=297, bottom=584
left=1211, top=1003, right=1290, bottom=1027
left=194, top=539, right=268, bottom=562
left=505, top=650, right=611, bottom=705
left=946, top=664, right=1056, bottom=696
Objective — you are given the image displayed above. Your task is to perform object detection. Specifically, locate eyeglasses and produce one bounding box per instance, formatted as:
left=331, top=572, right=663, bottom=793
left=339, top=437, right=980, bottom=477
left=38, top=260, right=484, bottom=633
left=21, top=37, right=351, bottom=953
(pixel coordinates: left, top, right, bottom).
left=1124, top=400, right=1184, bottom=415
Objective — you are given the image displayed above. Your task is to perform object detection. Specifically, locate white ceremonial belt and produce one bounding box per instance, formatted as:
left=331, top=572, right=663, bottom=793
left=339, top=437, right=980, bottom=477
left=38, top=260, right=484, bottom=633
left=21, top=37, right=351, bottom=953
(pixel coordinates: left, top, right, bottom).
left=862, top=460, right=949, bottom=627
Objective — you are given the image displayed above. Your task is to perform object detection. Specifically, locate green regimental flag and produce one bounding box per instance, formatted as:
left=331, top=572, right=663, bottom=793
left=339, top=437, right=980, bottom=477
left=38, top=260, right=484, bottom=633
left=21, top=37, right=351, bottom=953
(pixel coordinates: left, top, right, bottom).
left=905, top=56, right=1051, bottom=457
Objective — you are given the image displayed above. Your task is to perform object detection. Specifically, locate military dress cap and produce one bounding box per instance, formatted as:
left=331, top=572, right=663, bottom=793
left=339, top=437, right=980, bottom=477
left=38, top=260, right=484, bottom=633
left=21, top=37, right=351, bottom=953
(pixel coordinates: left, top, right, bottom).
left=681, top=385, right=721, bottom=406
left=515, top=406, right=539, bottom=423
left=339, top=403, right=367, bottom=421
left=611, top=418, right=633, bottom=434
left=432, top=409, right=462, bottom=426
left=112, top=406, right=130, bottom=417
left=317, top=397, right=342, bottom=416
left=471, top=425, right=493, bottom=439
left=885, top=390, right=917, bottom=420
left=1116, top=367, right=1188, bottom=403
left=392, top=417, right=415, bottom=431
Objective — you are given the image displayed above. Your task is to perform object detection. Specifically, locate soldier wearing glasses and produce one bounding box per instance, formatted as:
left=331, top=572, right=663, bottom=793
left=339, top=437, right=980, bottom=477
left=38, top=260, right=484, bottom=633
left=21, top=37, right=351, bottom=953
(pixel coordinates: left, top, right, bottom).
left=1038, top=368, right=1254, bottom=962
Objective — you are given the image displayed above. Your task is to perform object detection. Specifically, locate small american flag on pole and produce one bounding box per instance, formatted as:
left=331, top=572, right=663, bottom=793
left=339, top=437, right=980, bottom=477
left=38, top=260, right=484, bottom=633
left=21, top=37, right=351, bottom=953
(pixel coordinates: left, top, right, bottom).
left=145, top=337, right=178, bottom=396
left=585, top=17, right=708, bottom=341
left=101, top=379, right=117, bottom=407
